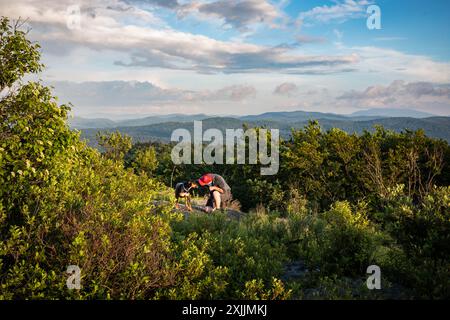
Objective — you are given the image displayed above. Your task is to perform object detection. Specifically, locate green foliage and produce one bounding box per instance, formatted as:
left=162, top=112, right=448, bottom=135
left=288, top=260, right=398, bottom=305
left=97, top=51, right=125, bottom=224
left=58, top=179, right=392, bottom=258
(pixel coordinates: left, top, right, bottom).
left=240, top=278, right=291, bottom=300
left=171, top=211, right=290, bottom=298
left=303, top=201, right=382, bottom=276
left=0, top=17, right=43, bottom=91
left=133, top=120, right=449, bottom=213
left=96, top=131, right=132, bottom=162
left=380, top=185, right=450, bottom=298
left=154, top=233, right=229, bottom=299
left=131, top=147, right=159, bottom=177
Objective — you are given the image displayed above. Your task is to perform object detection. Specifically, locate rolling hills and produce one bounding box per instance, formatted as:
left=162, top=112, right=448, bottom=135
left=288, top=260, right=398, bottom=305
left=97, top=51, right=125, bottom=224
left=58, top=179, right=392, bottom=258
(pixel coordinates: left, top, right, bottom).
left=75, top=110, right=450, bottom=145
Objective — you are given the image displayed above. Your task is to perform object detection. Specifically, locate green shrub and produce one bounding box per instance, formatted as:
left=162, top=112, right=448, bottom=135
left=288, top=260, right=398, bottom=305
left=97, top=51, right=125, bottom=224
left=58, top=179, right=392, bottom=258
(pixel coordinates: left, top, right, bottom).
left=381, top=185, right=450, bottom=298
left=240, top=278, right=291, bottom=300
left=172, top=211, right=290, bottom=298
left=290, top=201, right=383, bottom=277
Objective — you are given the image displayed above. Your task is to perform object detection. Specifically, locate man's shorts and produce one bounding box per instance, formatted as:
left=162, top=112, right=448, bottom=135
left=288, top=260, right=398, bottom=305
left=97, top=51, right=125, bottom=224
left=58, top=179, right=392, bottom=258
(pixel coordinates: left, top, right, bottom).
left=206, top=190, right=232, bottom=209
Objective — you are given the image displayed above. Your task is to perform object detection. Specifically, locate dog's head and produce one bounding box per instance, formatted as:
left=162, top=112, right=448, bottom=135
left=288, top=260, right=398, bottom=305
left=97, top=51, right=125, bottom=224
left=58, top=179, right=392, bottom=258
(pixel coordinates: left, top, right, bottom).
left=187, top=181, right=199, bottom=189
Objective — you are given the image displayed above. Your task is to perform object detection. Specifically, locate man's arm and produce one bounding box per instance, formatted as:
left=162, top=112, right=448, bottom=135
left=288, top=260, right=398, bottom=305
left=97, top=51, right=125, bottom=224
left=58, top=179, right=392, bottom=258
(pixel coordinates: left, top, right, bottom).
left=209, top=185, right=224, bottom=193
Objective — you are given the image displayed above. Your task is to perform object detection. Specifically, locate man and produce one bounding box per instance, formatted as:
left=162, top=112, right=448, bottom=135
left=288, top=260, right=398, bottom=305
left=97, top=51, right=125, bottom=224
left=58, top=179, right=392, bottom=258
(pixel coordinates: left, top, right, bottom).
left=197, top=173, right=232, bottom=213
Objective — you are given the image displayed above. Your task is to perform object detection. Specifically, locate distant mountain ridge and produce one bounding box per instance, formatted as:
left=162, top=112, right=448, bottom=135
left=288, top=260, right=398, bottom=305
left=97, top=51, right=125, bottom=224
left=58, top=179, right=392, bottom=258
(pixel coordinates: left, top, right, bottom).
left=239, top=110, right=348, bottom=123
left=69, top=108, right=440, bottom=129
left=78, top=115, right=450, bottom=145
left=350, top=108, right=435, bottom=118
left=69, top=114, right=210, bottom=129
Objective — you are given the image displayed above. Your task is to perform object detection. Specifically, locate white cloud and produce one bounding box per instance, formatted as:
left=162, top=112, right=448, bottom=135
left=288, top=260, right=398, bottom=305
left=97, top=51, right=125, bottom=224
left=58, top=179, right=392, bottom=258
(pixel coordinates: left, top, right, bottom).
left=298, top=0, right=371, bottom=25
left=0, top=0, right=358, bottom=75
left=338, top=80, right=450, bottom=115
left=273, top=82, right=298, bottom=96
left=348, top=46, right=450, bottom=83
left=196, top=85, right=257, bottom=101
left=50, top=80, right=256, bottom=107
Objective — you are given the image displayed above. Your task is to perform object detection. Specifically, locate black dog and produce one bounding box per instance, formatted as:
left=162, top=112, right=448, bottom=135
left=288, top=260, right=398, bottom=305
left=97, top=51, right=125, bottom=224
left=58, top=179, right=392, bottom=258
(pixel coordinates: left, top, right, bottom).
left=175, top=181, right=198, bottom=211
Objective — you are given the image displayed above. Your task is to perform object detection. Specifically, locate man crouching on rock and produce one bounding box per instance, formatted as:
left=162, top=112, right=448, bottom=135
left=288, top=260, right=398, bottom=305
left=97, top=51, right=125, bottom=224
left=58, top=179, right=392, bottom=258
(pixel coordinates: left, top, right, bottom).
left=198, top=173, right=232, bottom=213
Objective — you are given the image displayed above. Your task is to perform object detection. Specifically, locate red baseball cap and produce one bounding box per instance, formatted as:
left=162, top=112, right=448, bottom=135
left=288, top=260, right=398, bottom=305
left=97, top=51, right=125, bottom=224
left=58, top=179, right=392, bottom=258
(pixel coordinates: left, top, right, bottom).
left=198, top=174, right=213, bottom=186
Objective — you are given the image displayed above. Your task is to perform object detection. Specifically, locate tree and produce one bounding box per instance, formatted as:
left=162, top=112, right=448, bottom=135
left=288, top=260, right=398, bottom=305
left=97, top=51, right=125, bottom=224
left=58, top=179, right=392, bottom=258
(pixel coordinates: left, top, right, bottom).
left=96, top=130, right=132, bottom=161
left=132, top=147, right=159, bottom=177
left=0, top=17, right=43, bottom=92
left=0, top=15, right=77, bottom=221
left=0, top=16, right=84, bottom=298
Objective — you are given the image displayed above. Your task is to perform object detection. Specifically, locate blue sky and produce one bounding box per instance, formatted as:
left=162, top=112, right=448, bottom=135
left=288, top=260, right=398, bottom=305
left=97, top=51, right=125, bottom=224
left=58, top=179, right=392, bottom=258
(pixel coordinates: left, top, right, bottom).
left=1, top=0, right=449, bottom=117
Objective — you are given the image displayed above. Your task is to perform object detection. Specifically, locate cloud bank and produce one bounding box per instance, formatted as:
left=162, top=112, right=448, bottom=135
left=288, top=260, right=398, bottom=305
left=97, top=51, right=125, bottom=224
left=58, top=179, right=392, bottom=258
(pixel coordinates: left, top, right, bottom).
left=338, top=81, right=450, bottom=114
left=0, top=0, right=359, bottom=74
left=51, top=80, right=257, bottom=106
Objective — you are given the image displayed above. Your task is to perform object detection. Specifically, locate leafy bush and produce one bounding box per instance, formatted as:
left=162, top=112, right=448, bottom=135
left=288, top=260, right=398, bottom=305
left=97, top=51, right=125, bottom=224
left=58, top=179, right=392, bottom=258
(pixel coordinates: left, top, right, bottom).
left=240, top=278, right=291, bottom=300
left=288, top=201, right=382, bottom=276
left=171, top=211, right=290, bottom=298
left=381, top=185, right=450, bottom=298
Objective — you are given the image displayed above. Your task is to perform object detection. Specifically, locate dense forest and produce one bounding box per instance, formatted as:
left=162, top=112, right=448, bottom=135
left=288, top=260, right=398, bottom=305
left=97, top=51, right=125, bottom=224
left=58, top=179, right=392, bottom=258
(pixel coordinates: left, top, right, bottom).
left=78, top=116, right=450, bottom=146
left=1, top=17, right=449, bottom=299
